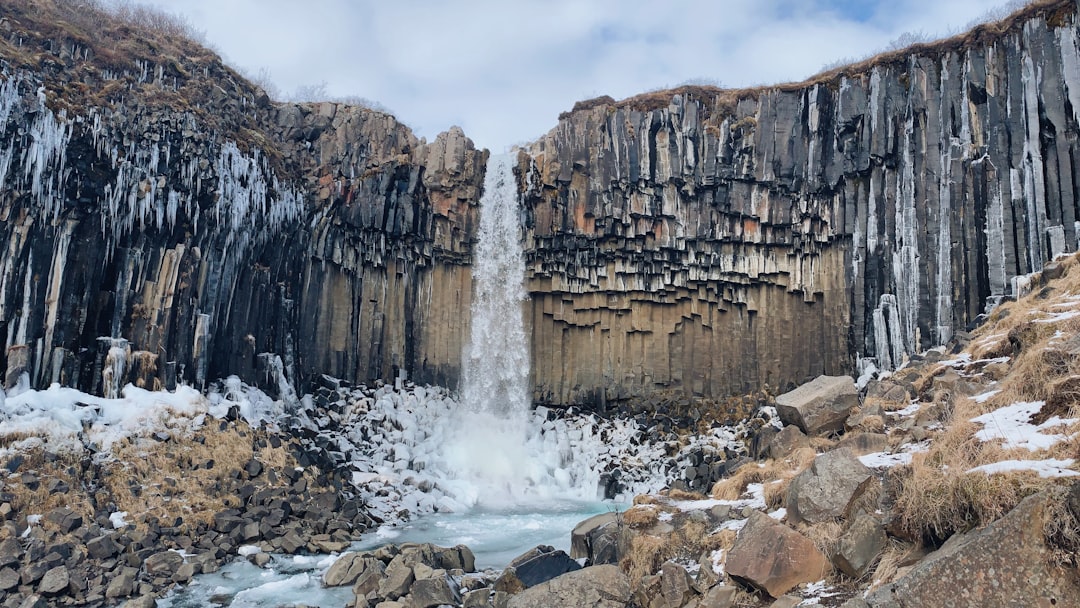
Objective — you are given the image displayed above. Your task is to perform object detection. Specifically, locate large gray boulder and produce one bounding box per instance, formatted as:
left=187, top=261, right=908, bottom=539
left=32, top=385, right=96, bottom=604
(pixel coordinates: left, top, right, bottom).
left=506, top=564, right=631, bottom=608
left=775, top=375, right=859, bottom=435
left=726, top=511, right=830, bottom=598
left=571, top=512, right=622, bottom=565
left=786, top=448, right=876, bottom=525
left=864, top=485, right=1080, bottom=607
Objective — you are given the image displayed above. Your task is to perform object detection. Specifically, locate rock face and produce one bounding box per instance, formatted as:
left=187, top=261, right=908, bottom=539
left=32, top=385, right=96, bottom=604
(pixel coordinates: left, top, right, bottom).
left=864, top=487, right=1080, bottom=607
left=0, top=2, right=482, bottom=396
left=519, top=0, right=1080, bottom=406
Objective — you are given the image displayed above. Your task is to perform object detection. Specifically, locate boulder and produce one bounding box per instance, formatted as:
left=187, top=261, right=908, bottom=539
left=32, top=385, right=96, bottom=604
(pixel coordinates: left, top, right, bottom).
left=143, top=551, right=183, bottom=577
left=571, top=512, right=621, bottom=563
left=699, top=585, right=737, bottom=608
left=36, top=566, right=68, bottom=595
left=726, top=510, right=830, bottom=598
left=775, top=375, right=859, bottom=435
left=352, top=559, right=386, bottom=598
left=834, top=433, right=889, bottom=456
left=463, top=587, right=493, bottom=607
left=324, top=553, right=372, bottom=587
left=86, top=534, right=121, bottom=559
left=865, top=486, right=1080, bottom=607
left=0, top=566, right=19, bottom=591
left=831, top=514, right=887, bottom=578
left=767, top=425, right=810, bottom=459
left=511, top=548, right=581, bottom=588
left=659, top=562, right=694, bottom=608
left=378, top=557, right=415, bottom=600
left=786, top=449, right=876, bottom=524
left=106, top=568, right=137, bottom=598
left=410, top=573, right=461, bottom=608
left=506, top=564, right=631, bottom=608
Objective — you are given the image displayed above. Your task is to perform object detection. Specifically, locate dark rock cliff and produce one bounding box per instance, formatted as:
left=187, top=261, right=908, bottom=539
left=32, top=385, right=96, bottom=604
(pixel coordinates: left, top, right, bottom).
left=0, top=0, right=483, bottom=396
left=520, top=0, right=1080, bottom=406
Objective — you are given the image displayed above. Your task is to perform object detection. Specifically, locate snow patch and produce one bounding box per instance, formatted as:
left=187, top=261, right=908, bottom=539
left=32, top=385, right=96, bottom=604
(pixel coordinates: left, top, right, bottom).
left=968, top=458, right=1078, bottom=478
left=971, top=402, right=1076, bottom=451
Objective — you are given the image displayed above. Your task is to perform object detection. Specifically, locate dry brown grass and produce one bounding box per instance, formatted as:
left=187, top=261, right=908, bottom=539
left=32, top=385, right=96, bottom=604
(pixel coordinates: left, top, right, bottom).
left=867, top=539, right=921, bottom=590
left=664, top=488, right=707, bottom=501
left=620, top=518, right=731, bottom=583
left=622, top=505, right=661, bottom=529
left=710, top=447, right=817, bottom=501
left=797, top=519, right=845, bottom=560
left=102, top=419, right=294, bottom=531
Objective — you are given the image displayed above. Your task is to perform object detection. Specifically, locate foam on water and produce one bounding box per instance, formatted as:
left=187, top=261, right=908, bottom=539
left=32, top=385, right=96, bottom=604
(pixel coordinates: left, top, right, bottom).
left=158, top=556, right=352, bottom=608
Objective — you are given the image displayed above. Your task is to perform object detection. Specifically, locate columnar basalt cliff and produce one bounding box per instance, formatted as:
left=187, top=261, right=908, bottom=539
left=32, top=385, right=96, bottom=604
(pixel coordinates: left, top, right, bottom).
left=0, top=1, right=482, bottom=396
left=520, top=0, right=1080, bottom=406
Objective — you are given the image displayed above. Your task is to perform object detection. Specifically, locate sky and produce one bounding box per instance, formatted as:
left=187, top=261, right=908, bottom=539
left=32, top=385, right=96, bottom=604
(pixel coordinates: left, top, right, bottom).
left=136, top=0, right=1026, bottom=150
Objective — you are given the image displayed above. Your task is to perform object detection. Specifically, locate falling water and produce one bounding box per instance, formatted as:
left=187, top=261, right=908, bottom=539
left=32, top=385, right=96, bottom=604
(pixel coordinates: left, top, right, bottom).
left=461, top=152, right=530, bottom=418
left=436, top=152, right=537, bottom=505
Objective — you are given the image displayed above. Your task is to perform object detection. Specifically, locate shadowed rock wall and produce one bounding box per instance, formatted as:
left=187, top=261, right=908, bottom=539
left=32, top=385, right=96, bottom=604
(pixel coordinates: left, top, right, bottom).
left=521, top=1, right=1080, bottom=406
left=0, top=6, right=483, bottom=396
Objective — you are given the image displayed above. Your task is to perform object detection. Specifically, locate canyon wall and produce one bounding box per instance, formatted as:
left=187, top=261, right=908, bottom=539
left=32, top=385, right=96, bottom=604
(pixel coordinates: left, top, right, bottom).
left=0, top=2, right=482, bottom=396
left=520, top=1, right=1080, bottom=406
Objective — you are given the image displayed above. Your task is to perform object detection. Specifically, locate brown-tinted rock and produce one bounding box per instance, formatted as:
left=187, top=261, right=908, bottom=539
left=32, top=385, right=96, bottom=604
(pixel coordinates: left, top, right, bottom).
left=726, top=511, right=830, bottom=598
left=768, top=425, right=811, bottom=459
left=659, top=561, right=695, bottom=608
left=775, top=376, right=859, bottom=436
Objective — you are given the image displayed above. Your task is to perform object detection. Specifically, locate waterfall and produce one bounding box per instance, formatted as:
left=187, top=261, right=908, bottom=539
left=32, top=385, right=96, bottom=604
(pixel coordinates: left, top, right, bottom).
left=436, top=152, right=536, bottom=506
left=461, top=152, right=530, bottom=419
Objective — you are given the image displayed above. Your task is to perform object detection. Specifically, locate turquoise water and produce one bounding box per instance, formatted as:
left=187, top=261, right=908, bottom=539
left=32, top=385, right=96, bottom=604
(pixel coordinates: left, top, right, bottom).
left=356, top=499, right=619, bottom=569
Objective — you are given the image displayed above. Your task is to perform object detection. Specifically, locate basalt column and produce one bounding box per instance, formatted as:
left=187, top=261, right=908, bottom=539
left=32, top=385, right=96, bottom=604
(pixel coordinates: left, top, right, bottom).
left=520, top=1, right=1080, bottom=407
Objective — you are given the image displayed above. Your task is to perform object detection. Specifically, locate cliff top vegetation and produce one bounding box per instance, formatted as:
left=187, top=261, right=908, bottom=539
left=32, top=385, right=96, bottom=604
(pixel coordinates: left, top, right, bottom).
left=562, top=0, right=1074, bottom=122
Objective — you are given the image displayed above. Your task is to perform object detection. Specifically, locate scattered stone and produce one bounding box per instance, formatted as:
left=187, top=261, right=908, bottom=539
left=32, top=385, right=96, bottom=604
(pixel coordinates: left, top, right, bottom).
left=410, top=573, right=461, bottom=608
left=462, top=587, right=493, bottom=608
left=351, top=558, right=386, bottom=598
left=143, top=551, right=183, bottom=577
left=86, top=534, right=120, bottom=560
left=106, top=568, right=137, bottom=599
left=832, top=514, right=887, bottom=578
left=17, top=595, right=48, bottom=608
left=36, top=566, right=68, bottom=596
left=659, top=562, right=694, bottom=608
left=767, top=425, right=810, bottom=459
left=726, top=510, right=830, bottom=598
left=775, top=375, right=859, bottom=436
left=698, top=585, right=737, bottom=608
left=511, top=547, right=581, bottom=588
left=769, top=596, right=802, bottom=608
left=505, top=564, right=631, bottom=608
left=0, top=567, right=19, bottom=591
left=786, top=448, right=875, bottom=524
left=43, top=508, right=82, bottom=533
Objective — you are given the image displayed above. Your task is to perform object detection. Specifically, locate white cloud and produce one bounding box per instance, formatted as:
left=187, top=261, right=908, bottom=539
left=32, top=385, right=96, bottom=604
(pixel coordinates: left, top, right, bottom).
left=136, top=0, right=1016, bottom=149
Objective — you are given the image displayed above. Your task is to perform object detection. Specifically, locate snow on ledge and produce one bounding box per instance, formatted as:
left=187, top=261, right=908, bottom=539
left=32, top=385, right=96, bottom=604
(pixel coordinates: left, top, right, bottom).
left=968, top=458, right=1079, bottom=478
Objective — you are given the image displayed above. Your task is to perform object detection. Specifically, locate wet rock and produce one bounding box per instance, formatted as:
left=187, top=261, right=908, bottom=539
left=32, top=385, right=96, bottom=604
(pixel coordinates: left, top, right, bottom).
left=573, top=511, right=624, bottom=566
left=510, top=547, right=581, bottom=588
